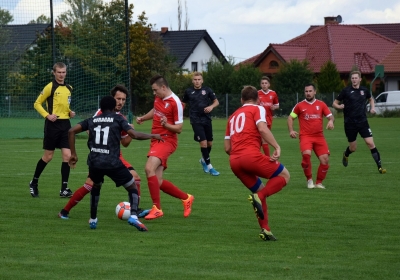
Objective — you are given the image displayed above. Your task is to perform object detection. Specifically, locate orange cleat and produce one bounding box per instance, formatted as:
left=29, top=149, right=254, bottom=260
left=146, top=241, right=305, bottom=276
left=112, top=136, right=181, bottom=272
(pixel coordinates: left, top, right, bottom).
left=182, top=194, right=194, bottom=218
left=144, top=205, right=164, bottom=220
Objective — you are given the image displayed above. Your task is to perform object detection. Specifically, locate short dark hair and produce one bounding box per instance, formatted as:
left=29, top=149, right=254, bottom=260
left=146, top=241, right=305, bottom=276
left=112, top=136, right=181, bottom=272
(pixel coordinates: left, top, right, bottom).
left=150, top=74, right=169, bottom=88
left=100, top=96, right=116, bottom=112
left=261, top=76, right=270, bottom=82
left=304, top=83, right=316, bottom=90
left=241, top=85, right=258, bottom=102
left=110, top=84, right=129, bottom=97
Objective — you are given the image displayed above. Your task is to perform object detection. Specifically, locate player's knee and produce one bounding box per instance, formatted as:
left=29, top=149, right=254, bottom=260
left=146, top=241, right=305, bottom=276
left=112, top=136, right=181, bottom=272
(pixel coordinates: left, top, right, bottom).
left=279, top=168, right=290, bottom=184
left=301, top=154, right=311, bottom=168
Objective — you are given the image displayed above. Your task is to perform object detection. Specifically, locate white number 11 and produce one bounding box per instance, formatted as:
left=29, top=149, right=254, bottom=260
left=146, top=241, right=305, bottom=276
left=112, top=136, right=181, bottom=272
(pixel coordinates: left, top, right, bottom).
left=94, top=125, right=110, bottom=145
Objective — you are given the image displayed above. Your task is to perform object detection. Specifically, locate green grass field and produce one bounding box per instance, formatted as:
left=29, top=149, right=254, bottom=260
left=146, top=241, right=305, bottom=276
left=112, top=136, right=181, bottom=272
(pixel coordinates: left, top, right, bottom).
left=0, top=117, right=399, bottom=279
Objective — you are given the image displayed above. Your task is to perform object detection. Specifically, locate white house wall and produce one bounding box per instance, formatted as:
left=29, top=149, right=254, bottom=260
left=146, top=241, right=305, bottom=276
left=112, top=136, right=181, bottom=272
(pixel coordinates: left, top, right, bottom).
left=182, top=39, right=218, bottom=72
left=386, top=76, right=400, bottom=91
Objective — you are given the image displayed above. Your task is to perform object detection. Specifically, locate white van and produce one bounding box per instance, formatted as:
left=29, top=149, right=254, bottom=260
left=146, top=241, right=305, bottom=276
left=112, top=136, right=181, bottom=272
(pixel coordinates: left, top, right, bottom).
left=369, top=91, right=400, bottom=114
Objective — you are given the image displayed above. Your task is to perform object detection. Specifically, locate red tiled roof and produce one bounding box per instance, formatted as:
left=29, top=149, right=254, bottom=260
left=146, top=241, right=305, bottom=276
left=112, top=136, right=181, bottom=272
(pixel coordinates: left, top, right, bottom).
left=307, top=23, right=400, bottom=42
left=271, top=44, right=308, bottom=61
left=282, top=24, right=397, bottom=73
left=239, top=53, right=260, bottom=65
left=380, top=43, right=400, bottom=73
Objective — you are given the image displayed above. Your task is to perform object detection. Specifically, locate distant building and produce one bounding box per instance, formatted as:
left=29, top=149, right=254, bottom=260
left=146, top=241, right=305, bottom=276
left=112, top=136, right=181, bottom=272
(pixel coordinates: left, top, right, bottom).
left=155, top=27, right=226, bottom=72
left=241, top=17, right=400, bottom=91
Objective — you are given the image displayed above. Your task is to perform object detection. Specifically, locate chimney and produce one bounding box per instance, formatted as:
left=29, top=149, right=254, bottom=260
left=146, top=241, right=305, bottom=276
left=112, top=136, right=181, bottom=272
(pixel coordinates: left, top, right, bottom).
left=324, top=16, right=339, bottom=25
left=161, top=27, right=168, bottom=34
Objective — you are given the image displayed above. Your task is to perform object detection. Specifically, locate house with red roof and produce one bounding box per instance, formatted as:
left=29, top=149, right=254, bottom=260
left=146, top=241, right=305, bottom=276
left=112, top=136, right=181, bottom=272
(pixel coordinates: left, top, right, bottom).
left=243, top=17, right=400, bottom=92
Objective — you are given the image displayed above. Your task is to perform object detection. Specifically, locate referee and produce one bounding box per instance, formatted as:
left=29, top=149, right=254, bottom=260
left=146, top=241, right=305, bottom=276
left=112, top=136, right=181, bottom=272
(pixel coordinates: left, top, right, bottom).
left=182, top=72, right=220, bottom=176
left=333, top=70, right=386, bottom=174
left=29, top=62, right=76, bottom=197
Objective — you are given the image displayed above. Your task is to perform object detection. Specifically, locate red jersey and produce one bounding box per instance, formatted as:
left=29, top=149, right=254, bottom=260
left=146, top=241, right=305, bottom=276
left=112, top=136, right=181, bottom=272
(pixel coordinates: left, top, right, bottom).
left=291, top=99, right=332, bottom=137
left=152, top=92, right=183, bottom=142
left=258, top=89, right=279, bottom=126
left=225, top=104, right=266, bottom=159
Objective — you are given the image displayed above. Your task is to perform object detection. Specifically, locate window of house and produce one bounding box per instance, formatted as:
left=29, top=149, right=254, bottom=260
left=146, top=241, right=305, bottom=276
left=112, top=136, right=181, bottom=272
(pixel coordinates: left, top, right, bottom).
left=191, top=62, right=198, bottom=72
left=269, top=60, right=279, bottom=69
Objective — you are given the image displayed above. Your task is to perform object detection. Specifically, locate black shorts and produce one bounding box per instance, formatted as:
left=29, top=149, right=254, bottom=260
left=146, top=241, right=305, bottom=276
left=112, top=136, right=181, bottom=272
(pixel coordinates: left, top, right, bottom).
left=43, top=119, right=71, bottom=150
left=344, top=121, right=373, bottom=142
left=89, top=166, right=134, bottom=188
left=191, top=122, right=213, bottom=142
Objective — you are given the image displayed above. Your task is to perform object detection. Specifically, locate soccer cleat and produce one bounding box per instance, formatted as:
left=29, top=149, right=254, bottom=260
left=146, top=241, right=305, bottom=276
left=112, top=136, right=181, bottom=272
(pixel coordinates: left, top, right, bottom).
left=378, top=167, right=386, bottom=174
left=342, top=152, right=348, bottom=167
left=307, top=179, right=315, bottom=189
left=144, top=205, right=164, bottom=220
left=58, top=210, right=69, bottom=220
left=128, top=216, right=148, bottom=231
left=314, top=183, right=326, bottom=189
left=137, top=208, right=151, bottom=218
left=29, top=181, right=39, bottom=197
left=182, top=194, right=194, bottom=218
left=89, top=218, right=98, bottom=229
left=59, top=188, right=73, bottom=198
left=209, top=168, right=220, bottom=176
left=248, top=193, right=264, bottom=220
left=199, top=158, right=209, bottom=173
left=259, top=228, right=277, bottom=241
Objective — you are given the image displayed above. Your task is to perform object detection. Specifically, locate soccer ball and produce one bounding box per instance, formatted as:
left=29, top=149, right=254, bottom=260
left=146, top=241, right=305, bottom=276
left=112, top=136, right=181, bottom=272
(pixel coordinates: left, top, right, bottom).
left=115, top=202, right=131, bottom=220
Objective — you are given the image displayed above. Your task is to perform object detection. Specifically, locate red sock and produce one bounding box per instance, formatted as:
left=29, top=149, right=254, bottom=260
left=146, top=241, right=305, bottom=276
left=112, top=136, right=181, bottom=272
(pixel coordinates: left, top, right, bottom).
left=258, top=176, right=286, bottom=200
left=257, top=199, right=270, bottom=231
left=147, top=175, right=161, bottom=209
left=316, top=164, right=329, bottom=184
left=262, top=144, right=270, bottom=156
left=301, top=154, right=312, bottom=180
left=63, top=183, right=92, bottom=212
left=160, top=180, right=187, bottom=200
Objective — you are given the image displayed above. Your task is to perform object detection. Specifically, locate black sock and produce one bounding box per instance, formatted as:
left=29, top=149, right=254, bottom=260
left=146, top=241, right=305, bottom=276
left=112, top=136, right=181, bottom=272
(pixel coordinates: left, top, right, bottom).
left=345, top=146, right=353, bottom=157
left=207, top=146, right=212, bottom=154
left=370, top=147, right=382, bottom=168
left=61, top=162, right=70, bottom=191
left=128, top=189, right=139, bottom=216
left=32, top=158, right=48, bottom=185
left=201, top=147, right=210, bottom=165
left=90, top=186, right=101, bottom=219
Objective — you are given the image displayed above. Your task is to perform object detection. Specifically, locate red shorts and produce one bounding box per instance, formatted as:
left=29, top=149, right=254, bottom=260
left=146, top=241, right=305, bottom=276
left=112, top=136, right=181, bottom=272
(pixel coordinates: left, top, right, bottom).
left=299, top=136, right=329, bottom=157
left=229, top=153, right=282, bottom=189
left=147, top=138, right=177, bottom=169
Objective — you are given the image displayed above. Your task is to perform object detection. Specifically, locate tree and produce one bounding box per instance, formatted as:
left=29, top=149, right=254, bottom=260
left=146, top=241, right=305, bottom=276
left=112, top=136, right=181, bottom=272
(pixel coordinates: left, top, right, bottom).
left=0, top=8, right=13, bottom=25
left=58, top=0, right=102, bottom=26
left=177, top=0, right=182, bottom=31
left=272, top=59, right=314, bottom=115
left=29, top=15, right=50, bottom=24
left=317, top=60, right=342, bottom=94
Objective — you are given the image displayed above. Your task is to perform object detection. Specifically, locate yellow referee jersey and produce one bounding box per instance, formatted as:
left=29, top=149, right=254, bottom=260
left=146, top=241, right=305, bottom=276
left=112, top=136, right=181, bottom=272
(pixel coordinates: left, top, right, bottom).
left=34, top=80, right=72, bottom=119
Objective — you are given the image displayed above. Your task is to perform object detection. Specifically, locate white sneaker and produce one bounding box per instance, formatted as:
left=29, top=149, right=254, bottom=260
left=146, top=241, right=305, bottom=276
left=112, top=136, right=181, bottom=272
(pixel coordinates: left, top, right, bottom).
left=307, top=179, right=315, bottom=189
left=314, top=183, right=326, bottom=189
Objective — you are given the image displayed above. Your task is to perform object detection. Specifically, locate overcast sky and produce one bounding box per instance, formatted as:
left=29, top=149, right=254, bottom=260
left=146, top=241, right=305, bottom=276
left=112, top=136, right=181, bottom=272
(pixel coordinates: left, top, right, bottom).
left=4, top=0, right=400, bottom=62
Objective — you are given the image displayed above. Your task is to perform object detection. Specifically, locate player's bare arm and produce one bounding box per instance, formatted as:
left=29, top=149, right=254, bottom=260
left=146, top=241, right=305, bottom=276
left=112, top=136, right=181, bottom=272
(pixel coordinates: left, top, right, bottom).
left=126, top=129, right=163, bottom=141
left=67, top=124, right=83, bottom=168
left=332, top=99, right=344, bottom=109
left=368, top=97, right=376, bottom=114
left=326, top=115, right=335, bottom=130
left=160, top=117, right=183, bottom=134
left=287, top=115, right=299, bottom=138
left=257, top=122, right=281, bottom=160
left=204, top=99, right=219, bottom=113
left=136, top=108, right=154, bottom=124
left=224, top=139, right=231, bottom=155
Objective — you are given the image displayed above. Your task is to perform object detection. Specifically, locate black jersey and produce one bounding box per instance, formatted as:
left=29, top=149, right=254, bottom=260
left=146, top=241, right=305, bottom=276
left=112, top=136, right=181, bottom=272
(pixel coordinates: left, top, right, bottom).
left=182, top=86, right=218, bottom=124
left=79, top=111, right=132, bottom=169
left=336, top=86, right=371, bottom=123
